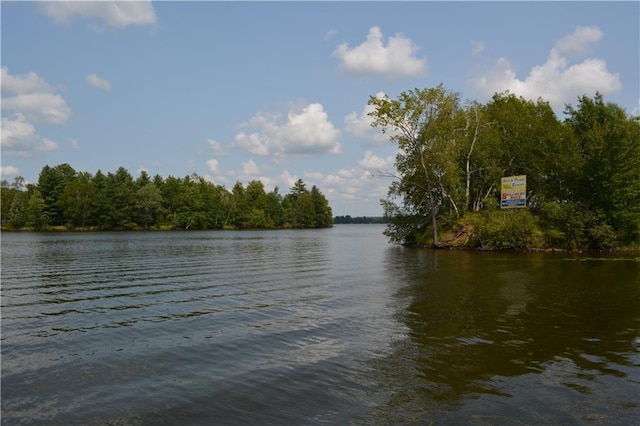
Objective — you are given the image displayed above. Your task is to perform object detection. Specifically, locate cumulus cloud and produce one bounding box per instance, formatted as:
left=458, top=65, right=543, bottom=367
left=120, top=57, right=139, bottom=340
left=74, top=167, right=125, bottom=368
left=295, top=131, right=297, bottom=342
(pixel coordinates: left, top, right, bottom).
left=554, top=26, right=603, bottom=56
left=233, top=102, right=341, bottom=159
left=241, top=159, right=261, bottom=177
left=1, top=66, right=52, bottom=94
left=1, top=114, right=36, bottom=148
left=333, top=26, right=427, bottom=79
left=40, top=1, right=157, bottom=29
left=344, top=92, right=392, bottom=143
left=207, top=138, right=229, bottom=156
left=206, top=158, right=220, bottom=174
left=358, top=150, right=395, bottom=172
left=298, top=150, right=397, bottom=215
left=471, top=26, right=621, bottom=111
left=2, top=92, right=71, bottom=125
left=86, top=73, right=112, bottom=91
left=70, top=138, right=80, bottom=149
left=1, top=67, right=67, bottom=157
left=38, top=138, right=59, bottom=152
left=0, top=166, right=20, bottom=177
left=1, top=114, right=59, bottom=156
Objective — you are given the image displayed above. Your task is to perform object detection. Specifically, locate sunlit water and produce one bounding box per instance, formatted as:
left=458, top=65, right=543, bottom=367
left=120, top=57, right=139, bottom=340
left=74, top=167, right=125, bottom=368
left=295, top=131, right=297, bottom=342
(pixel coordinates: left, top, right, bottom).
left=2, top=226, right=639, bottom=425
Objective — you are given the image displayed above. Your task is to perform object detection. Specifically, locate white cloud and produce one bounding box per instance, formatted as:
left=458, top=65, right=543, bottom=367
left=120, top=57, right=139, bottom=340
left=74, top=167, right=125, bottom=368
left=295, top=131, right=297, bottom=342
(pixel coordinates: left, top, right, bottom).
left=207, top=138, right=229, bottom=156
left=206, top=158, right=219, bottom=174
left=1, top=68, right=68, bottom=158
left=298, top=150, right=397, bottom=215
left=632, top=99, right=640, bottom=117
left=70, top=137, right=80, bottom=149
left=554, top=26, right=603, bottom=57
left=1, top=66, right=52, bottom=94
left=0, top=166, right=20, bottom=177
left=40, top=1, right=157, bottom=29
left=233, top=102, right=341, bottom=159
left=333, top=26, right=427, bottom=79
left=2, top=92, right=71, bottom=125
left=1, top=114, right=60, bottom=157
left=277, top=170, right=298, bottom=191
left=241, top=159, right=261, bottom=176
left=1, top=114, right=36, bottom=149
left=471, top=26, right=621, bottom=111
left=38, top=138, right=59, bottom=152
left=358, top=150, right=395, bottom=172
left=86, top=73, right=112, bottom=91
left=344, top=92, right=391, bottom=143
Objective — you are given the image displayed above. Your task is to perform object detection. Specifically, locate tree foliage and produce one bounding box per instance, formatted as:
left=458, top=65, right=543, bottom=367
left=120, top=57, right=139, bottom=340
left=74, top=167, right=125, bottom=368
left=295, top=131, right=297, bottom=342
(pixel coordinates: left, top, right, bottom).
left=369, top=87, right=640, bottom=250
left=1, top=167, right=333, bottom=231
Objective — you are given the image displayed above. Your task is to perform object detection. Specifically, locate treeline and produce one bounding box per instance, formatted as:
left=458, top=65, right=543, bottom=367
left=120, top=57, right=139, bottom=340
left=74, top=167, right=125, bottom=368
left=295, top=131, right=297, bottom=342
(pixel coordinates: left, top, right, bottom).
left=369, top=89, right=640, bottom=250
left=1, top=166, right=333, bottom=231
left=333, top=215, right=387, bottom=224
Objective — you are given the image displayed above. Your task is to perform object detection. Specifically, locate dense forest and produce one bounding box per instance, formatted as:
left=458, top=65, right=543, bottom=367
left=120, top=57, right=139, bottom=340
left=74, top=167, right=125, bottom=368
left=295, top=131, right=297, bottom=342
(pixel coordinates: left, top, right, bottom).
left=333, top=215, right=387, bottom=224
left=369, top=89, right=640, bottom=251
left=1, top=167, right=333, bottom=231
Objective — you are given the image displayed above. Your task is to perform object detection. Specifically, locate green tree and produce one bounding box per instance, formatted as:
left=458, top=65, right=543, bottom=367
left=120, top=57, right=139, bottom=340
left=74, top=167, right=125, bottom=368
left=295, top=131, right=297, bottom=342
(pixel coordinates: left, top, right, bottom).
left=137, top=182, right=163, bottom=229
left=310, top=185, right=333, bottom=228
left=91, top=170, right=111, bottom=228
left=1, top=178, right=25, bottom=226
left=61, top=172, right=95, bottom=227
left=565, top=93, right=640, bottom=244
left=101, top=167, right=137, bottom=229
left=239, top=180, right=268, bottom=228
left=194, top=176, right=226, bottom=229
left=483, top=92, right=579, bottom=206
left=136, top=170, right=152, bottom=187
left=289, top=179, right=308, bottom=201
left=175, top=175, right=205, bottom=230
left=294, top=192, right=315, bottom=228
left=7, top=191, right=28, bottom=229
left=37, top=163, right=76, bottom=226
left=228, top=181, right=246, bottom=228
left=368, top=84, right=464, bottom=246
left=26, top=188, right=49, bottom=230
left=264, top=186, right=284, bottom=227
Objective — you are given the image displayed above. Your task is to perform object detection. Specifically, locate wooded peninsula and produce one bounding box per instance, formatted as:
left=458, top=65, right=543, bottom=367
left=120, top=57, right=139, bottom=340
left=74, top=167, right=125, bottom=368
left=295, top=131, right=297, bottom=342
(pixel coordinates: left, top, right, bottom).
left=368, top=88, right=639, bottom=251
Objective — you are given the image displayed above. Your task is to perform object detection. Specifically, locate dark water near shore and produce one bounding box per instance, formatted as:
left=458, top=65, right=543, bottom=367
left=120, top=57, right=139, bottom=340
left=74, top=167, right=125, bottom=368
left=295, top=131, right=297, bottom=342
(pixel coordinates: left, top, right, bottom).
left=2, top=225, right=639, bottom=425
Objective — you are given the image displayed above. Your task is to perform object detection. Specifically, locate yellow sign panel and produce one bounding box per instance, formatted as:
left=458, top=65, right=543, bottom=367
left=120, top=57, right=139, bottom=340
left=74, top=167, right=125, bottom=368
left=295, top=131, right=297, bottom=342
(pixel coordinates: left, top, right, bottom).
left=501, top=175, right=526, bottom=208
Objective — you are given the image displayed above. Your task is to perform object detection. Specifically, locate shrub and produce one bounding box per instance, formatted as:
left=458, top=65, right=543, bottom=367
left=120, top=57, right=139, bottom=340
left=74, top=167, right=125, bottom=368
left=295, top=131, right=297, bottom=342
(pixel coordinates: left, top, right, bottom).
left=587, top=223, right=617, bottom=250
left=467, top=209, right=537, bottom=250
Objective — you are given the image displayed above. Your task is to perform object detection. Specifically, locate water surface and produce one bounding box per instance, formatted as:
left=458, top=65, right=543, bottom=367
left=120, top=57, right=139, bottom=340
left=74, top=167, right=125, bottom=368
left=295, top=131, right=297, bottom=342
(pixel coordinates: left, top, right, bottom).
left=2, top=226, right=639, bottom=424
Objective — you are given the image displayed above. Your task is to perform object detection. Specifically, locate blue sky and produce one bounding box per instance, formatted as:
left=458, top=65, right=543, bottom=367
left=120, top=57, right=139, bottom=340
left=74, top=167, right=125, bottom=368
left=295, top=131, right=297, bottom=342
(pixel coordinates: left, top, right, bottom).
left=2, top=1, right=638, bottom=216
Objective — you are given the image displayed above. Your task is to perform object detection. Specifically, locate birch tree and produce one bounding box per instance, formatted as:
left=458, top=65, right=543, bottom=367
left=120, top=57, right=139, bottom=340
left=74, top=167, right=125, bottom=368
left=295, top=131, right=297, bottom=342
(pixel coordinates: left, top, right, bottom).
left=368, top=84, right=464, bottom=246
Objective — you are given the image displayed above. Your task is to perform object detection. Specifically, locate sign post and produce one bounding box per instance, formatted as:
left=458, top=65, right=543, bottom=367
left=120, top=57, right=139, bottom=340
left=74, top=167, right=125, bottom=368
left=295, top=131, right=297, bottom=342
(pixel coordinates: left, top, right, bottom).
left=501, top=175, right=527, bottom=209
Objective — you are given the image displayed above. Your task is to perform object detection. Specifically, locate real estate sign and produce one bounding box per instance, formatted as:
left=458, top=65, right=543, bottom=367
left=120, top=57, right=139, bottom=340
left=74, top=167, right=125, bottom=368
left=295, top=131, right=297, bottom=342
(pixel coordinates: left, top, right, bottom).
left=501, top=175, right=526, bottom=208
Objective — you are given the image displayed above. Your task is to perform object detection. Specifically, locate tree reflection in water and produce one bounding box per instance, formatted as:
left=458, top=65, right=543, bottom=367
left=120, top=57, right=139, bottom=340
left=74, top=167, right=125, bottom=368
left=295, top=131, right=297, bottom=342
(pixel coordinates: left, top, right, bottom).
left=367, top=249, right=640, bottom=424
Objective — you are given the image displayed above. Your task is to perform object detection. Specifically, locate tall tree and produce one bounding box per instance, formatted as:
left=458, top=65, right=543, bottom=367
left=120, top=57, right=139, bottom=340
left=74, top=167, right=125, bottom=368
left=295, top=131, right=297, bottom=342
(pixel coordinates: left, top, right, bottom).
left=26, top=188, right=49, bottom=230
left=136, top=183, right=163, bottom=229
left=61, top=172, right=95, bottom=227
left=239, top=180, right=268, bottom=228
left=368, top=85, right=464, bottom=246
left=483, top=92, right=578, bottom=206
left=104, top=167, right=136, bottom=228
left=37, top=163, right=76, bottom=226
left=310, top=185, right=333, bottom=228
left=565, top=93, right=640, bottom=244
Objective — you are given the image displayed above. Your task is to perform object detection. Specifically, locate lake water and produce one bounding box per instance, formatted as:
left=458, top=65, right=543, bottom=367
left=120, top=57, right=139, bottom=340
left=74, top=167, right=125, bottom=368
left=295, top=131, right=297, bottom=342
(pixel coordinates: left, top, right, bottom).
left=1, top=225, right=639, bottom=425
